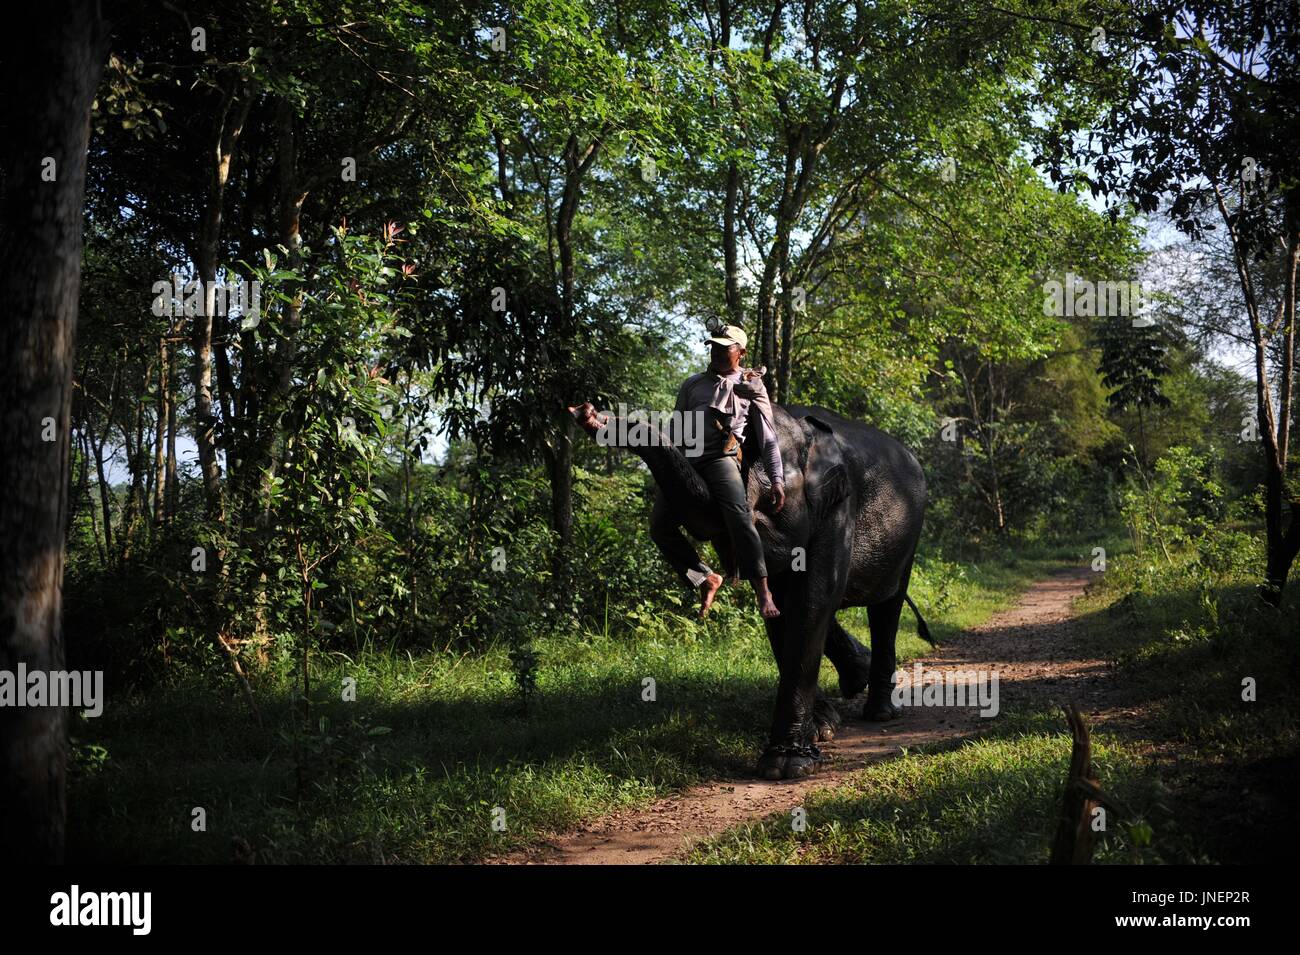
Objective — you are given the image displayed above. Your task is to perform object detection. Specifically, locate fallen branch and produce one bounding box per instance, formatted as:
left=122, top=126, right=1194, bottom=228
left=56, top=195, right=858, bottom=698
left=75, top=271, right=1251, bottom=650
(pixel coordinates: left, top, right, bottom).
left=216, top=631, right=262, bottom=728
left=1049, top=704, right=1117, bottom=864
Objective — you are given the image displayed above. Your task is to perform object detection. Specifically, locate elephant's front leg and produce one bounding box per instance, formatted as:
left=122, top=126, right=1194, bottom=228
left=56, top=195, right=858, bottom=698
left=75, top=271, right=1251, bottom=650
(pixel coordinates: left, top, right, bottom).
left=757, top=529, right=851, bottom=780
left=760, top=587, right=841, bottom=744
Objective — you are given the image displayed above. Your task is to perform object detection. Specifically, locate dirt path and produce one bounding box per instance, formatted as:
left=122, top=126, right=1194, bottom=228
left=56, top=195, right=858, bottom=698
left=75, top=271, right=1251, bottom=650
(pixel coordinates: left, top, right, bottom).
left=490, top=566, right=1109, bottom=865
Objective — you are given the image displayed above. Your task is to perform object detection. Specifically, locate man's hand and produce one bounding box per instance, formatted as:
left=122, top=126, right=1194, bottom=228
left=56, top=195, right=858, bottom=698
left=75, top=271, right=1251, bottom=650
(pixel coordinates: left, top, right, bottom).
left=770, top=481, right=785, bottom=513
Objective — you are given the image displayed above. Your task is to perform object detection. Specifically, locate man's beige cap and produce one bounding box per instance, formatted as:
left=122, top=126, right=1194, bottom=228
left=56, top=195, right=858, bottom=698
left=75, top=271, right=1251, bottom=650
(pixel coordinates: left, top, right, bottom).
left=705, top=324, right=747, bottom=349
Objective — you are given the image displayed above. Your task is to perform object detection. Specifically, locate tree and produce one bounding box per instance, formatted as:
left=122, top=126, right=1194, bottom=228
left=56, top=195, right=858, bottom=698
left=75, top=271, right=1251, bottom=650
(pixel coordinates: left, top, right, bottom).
left=1094, top=312, right=1172, bottom=468
left=1033, top=0, right=1300, bottom=600
left=431, top=0, right=675, bottom=569
left=685, top=0, right=1068, bottom=400
left=0, top=0, right=109, bottom=862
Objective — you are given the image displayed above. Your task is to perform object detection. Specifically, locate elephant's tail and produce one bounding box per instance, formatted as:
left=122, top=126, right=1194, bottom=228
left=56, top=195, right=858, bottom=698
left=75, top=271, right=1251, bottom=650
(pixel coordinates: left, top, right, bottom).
left=904, top=593, right=936, bottom=646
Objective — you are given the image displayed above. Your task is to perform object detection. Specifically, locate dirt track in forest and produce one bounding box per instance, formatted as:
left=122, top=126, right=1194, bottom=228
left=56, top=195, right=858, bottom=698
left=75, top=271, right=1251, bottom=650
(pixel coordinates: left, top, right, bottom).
left=488, top=566, right=1113, bottom=865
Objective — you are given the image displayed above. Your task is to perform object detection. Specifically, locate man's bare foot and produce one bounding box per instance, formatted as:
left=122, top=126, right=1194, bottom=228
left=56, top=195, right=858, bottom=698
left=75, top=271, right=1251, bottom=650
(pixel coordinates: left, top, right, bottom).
left=754, top=577, right=781, bottom=618
left=698, top=572, right=724, bottom=618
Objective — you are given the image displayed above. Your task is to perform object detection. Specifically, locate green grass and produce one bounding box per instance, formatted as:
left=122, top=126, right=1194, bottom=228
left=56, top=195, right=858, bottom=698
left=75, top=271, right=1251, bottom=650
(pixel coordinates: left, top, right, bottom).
left=1064, top=533, right=1300, bottom=864
left=69, top=619, right=771, bottom=863
left=66, top=539, right=1094, bottom=864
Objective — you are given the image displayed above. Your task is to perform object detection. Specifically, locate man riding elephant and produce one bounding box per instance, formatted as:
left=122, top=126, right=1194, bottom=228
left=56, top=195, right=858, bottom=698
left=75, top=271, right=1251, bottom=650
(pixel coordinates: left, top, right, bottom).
left=569, top=322, right=930, bottom=777
left=654, top=323, right=786, bottom=619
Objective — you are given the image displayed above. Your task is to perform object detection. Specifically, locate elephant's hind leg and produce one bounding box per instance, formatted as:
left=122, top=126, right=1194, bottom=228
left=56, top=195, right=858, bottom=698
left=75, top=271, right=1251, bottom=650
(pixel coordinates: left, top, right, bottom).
left=812, top=692, right=842, bottom=741
left=862, top=593, right=905, bottom=721
left=826, top=617, right=872, bottom=699
left=860, top=555, right=919, bottom=721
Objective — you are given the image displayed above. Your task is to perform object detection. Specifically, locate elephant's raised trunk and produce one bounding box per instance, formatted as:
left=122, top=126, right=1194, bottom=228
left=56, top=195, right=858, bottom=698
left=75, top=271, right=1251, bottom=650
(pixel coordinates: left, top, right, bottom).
left=568, top=403, right=714, bottom=523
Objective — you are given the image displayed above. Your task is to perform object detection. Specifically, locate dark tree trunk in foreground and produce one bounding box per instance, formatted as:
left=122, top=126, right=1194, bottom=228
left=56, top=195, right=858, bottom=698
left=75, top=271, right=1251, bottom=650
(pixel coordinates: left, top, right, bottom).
left=0, top=0, right=107, bottom=863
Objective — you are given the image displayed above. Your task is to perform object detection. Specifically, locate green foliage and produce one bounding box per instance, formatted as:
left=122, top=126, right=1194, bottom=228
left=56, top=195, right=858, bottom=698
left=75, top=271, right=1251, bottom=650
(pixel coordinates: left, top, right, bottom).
left=507, top=644, right=540, bottom=714
left=1119, top=446, right=1228, bottom=561
left=1094, top=314, right=1172, bottom=414
left=1070, top=514, right=1295, bottom=863
left=223, top=226, right=412, bottom=650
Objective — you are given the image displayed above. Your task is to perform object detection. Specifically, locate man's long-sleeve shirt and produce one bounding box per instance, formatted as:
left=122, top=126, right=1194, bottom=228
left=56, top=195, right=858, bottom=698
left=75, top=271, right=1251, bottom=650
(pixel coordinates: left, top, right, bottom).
left=673, top=369, right=785, bottom=486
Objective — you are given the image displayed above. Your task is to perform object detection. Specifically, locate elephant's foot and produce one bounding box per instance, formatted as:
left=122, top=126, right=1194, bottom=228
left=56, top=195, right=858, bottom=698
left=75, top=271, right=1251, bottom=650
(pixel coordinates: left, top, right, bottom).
left=757, top=741, right=823, bottom=780
left=862, top=686, right=902, bottom=722
left=835, top=648, right=873, bottom=699
left=813, top=695, right=842, bottom=742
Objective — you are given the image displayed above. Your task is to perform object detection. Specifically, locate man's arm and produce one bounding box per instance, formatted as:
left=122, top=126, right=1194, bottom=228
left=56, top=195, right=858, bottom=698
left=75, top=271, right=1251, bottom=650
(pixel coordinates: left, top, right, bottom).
left=737, top=373, right=783, bottom=485
left=756, top=406, right=785, bottom=487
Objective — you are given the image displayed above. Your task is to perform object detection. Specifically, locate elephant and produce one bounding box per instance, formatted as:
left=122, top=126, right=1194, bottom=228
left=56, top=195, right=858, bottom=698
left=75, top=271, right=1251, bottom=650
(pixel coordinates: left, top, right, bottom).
left=568, top=398, right=930, bottom=780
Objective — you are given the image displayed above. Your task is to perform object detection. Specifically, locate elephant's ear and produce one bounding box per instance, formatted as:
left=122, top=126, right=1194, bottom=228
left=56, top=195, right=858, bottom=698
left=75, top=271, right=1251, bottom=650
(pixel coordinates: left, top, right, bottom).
left=805, top=427, right=852, bottom=520
left=810, top=461, right=851, bottom=521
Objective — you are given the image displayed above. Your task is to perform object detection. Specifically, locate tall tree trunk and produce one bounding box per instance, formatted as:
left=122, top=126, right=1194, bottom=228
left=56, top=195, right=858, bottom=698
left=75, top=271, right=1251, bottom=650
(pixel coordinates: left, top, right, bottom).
left=239, top=98, right=308, bottom=662
left=166, top=322, right=179, bottom=521
left=79, top=430, right=106, bottom=567
left=744, top=22, right=857, bottom=399
left=190, top=268, right=222, bottom=517
left=249, top=97, right=307, bottom=527
left=724, top=161, right=743, bottom=326
left=712, top=1, right=744, bottom=329
left=0, top=0, right=107, bottom=863
left=403, top=388, right=417, bottom=640
left=1265, top=214, right=1299, bottom=598
left=755, top=140, right=800, bottom=400
left=961, top=360, right=1006, bottom=532
left=545, top=424, right=575, bottom=572
left=1215, top=182, right=1299, bottom=602
left=778, top=262, right=795, bottom=399
left=190, top=81, right=250, bottom=521
left=985, top=363, right=1006, bottom=532
left=90, top=427, right=114, bottom=556
left=117, top=367, right=149, bottom=564
left=153, top=335, right=168, bottom=528
left=548, top=133, right=600, bottom=567
left=756, top=254, right=781, bottom=389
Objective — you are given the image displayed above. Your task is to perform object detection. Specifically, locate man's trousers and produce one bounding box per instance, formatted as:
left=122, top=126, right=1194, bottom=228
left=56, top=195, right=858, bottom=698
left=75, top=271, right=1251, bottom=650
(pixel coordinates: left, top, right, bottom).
left=650, top=453, right=767, bottom=586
